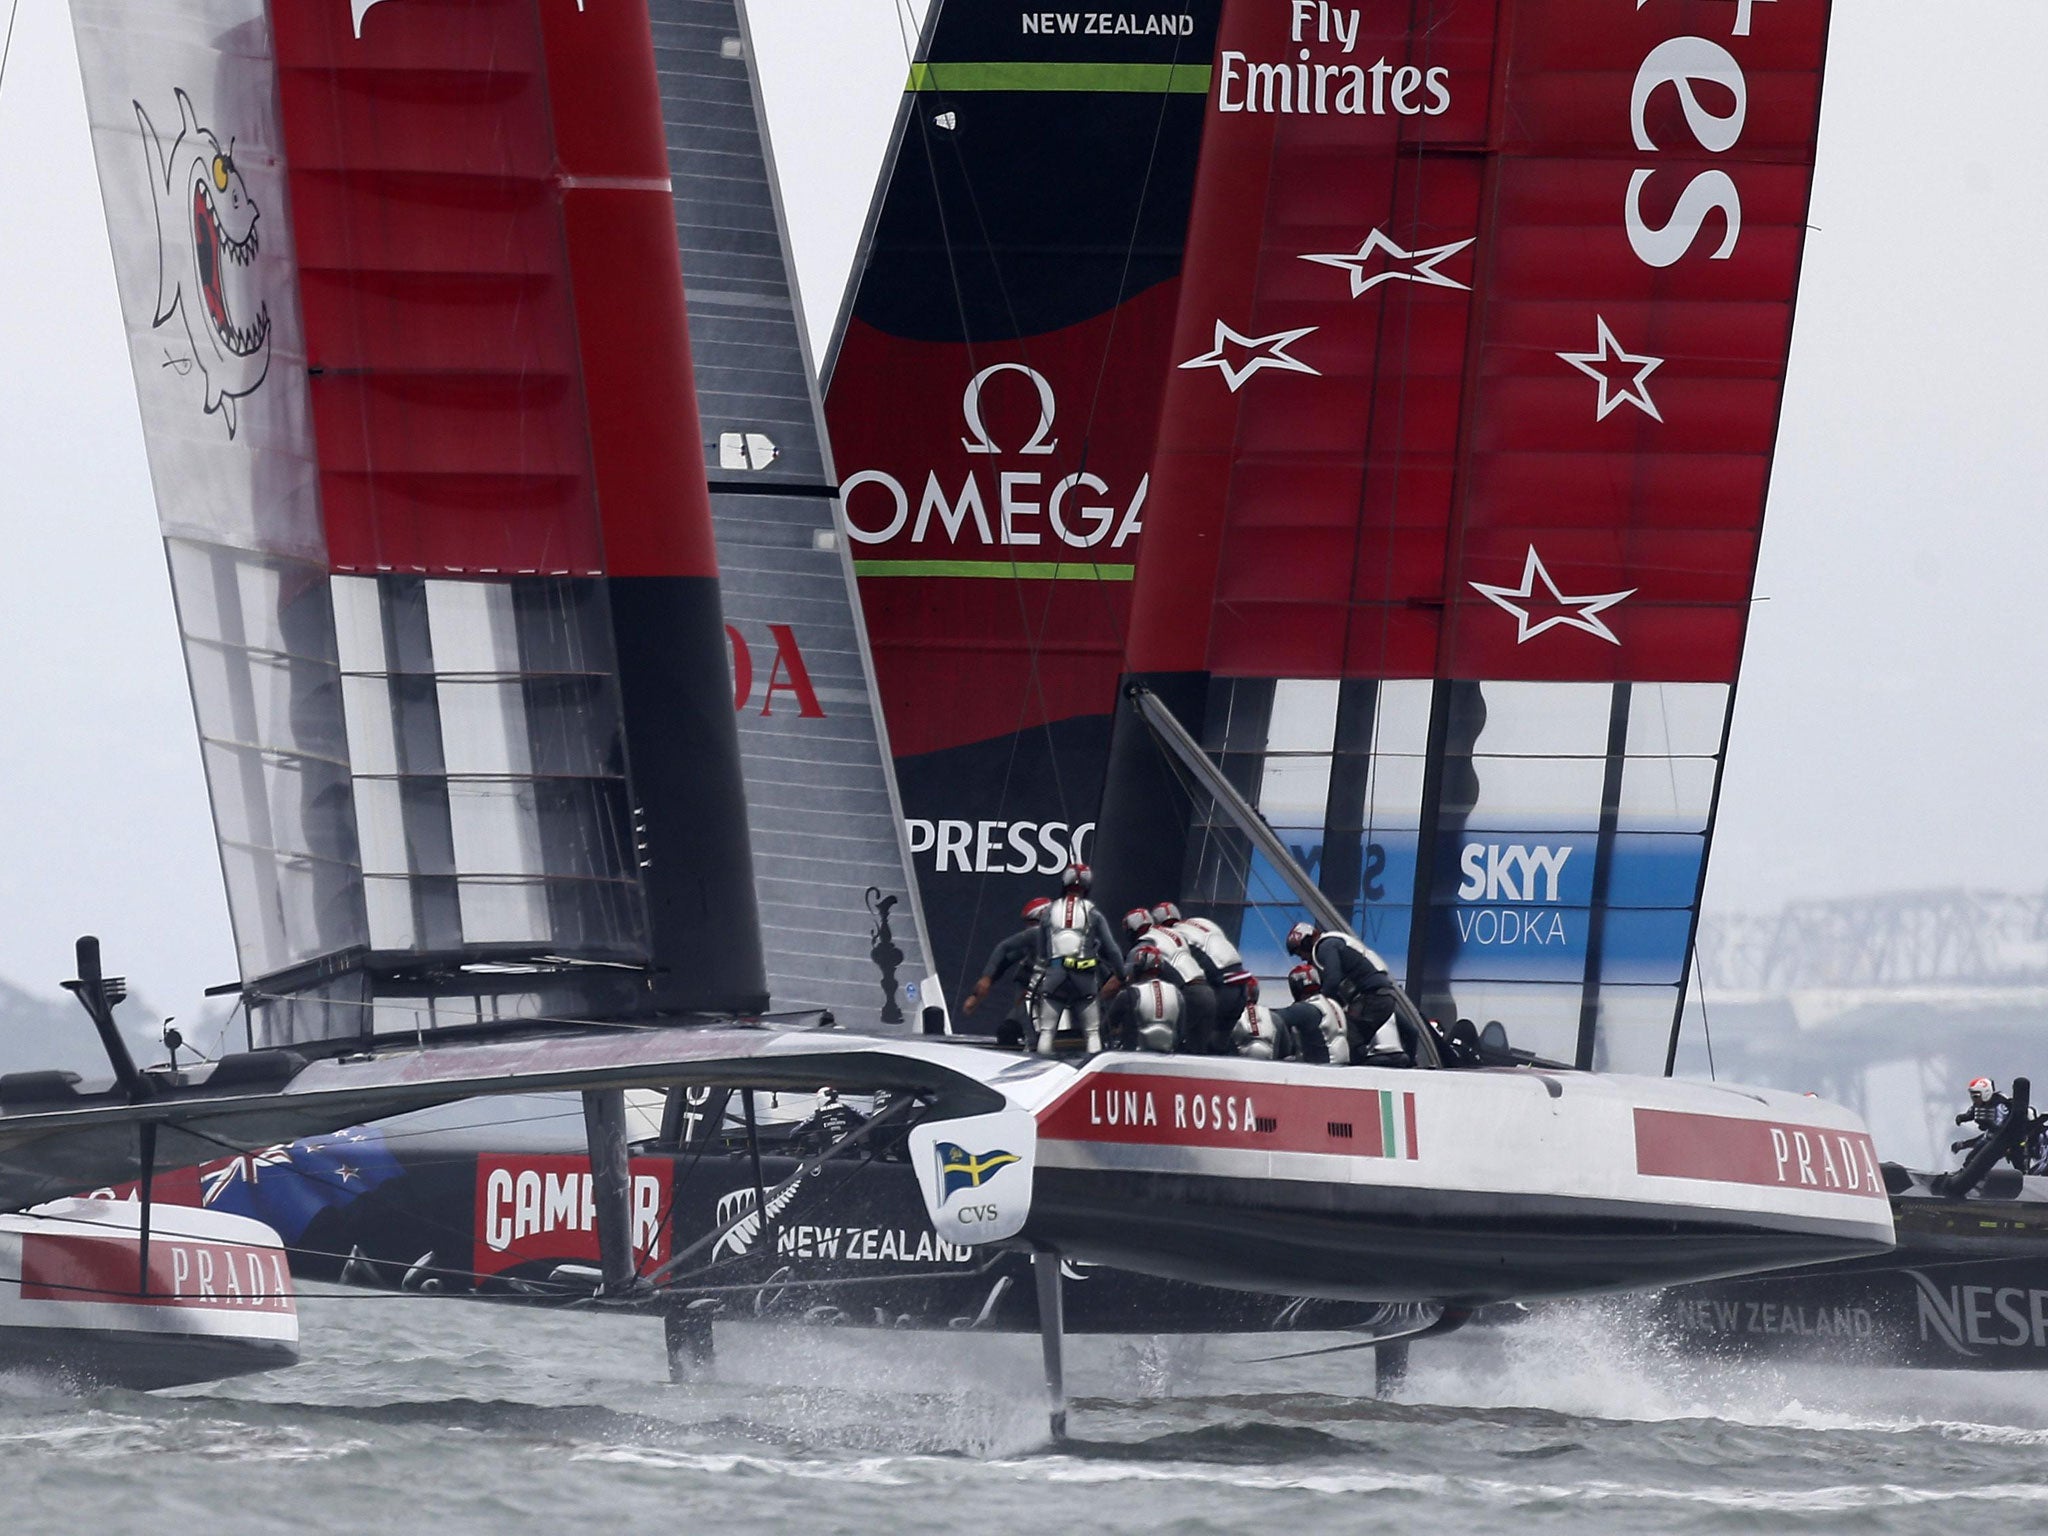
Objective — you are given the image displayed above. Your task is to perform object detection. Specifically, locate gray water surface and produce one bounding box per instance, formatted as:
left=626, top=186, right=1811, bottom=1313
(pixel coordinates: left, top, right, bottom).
left=4, top=1287, right=2046, bottom=1534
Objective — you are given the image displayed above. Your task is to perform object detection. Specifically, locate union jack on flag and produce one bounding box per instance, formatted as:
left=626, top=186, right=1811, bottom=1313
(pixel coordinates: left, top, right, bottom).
left=196, top=1124, right=401, bottom=1241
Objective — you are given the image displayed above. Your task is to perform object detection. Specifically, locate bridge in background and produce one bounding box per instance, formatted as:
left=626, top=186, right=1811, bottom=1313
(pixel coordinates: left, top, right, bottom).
left=1683, top=889, right=2048, bottom=1166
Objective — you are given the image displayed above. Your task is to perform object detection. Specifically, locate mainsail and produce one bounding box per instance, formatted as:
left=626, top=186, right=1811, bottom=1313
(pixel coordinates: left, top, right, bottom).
left=646, top=0, right=935, bottom=1027
left=823, top=0, right=1223, bottom=1006
left=71, top=0, right=764, bottom=1043
left=1093, top=0, right=1833, bottom=1073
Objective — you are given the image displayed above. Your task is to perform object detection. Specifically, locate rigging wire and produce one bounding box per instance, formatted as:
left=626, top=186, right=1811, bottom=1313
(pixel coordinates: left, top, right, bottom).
left=0, top=0, right=22, bottom=113
left=1690, top=938, right=1718, bottom=1081
left=869, top=0, right=1198, bottom=986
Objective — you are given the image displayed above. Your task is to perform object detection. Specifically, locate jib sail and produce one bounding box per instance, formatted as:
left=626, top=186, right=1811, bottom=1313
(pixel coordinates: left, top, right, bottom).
left=72, top=0, right=764, bottom=1045
left=645, top=0, right=936, bottom=1028
left=823, top=0, right=1223, bottom=1008
left=1094, top=0, right=1833, bottom=1073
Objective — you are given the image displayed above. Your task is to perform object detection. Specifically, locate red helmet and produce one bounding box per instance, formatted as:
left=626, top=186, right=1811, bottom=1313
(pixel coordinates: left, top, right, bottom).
left=1150, top=901, right=1182, bottom=926
left=1288, top=963, right=1320, bottom=1002
left=1022, top=897, right=1052, bottom=922
left=1060, top=861, right=1093, bottom=893
left=1285, top=921, right=1318, bottom=958
left=1970, top=1077, right=1996, bottom=1104
left=1122, top=907, right=1152, bottom=938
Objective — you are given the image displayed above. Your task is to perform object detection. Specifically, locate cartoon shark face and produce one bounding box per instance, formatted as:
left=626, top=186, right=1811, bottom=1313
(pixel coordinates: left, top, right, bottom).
left=136, top=88, right=271, bottom=437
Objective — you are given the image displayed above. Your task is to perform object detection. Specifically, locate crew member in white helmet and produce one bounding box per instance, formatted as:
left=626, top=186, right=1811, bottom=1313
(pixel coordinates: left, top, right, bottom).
left=1285, top=921, right=1397, bottom=1040
left=1104, top=944, right=1180, bottom=1052
left=1153, top=901, right=1258, bottom=1050
left=1123, top=904, right=1220, bottom=1052
left=1033, top=862, right=1124, bottom=1055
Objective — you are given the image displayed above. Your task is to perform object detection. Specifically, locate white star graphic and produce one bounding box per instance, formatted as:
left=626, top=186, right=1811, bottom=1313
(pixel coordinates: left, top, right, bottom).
left=1557, top=316, right=1664, bottom=423
left=1177, top=320, right=1321, bottom=393
left=1469, top=546, right=1636, bottom=645
left=1298, top=228, right=1475, bottom=298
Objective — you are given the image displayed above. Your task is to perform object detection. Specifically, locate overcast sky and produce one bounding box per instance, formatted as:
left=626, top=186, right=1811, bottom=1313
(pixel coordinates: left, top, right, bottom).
left=1, top=1, right=2043, bottom=1024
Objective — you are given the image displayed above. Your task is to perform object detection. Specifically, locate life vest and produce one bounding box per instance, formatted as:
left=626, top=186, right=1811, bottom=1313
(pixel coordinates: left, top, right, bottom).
left=1170, top=916, right=1244, bottom=973
left=1142, top=925, right=1206, bottom=985
left=1041, top=893, right=1102, bottom=973
left=1128, top=978, right=1181, bottom=1052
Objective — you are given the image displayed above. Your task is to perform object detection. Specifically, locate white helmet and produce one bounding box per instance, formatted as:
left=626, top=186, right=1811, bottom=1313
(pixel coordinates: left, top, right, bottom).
left=1150, top=901, right=1182, bottom=926
left=1970, top=1076, right=1997, bottom=1104
left=1285, top=921, right=1318, bottom=959
left=1122, top=906, right=1152, bottom=939
left=1061, top=861, right=1093, bottom=893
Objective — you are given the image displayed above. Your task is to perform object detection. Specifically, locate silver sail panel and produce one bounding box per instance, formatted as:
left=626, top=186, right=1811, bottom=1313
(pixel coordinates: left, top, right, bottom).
left=69, top=0, right=373, bottom=995
left=646, top=0, right=936, bottom=1029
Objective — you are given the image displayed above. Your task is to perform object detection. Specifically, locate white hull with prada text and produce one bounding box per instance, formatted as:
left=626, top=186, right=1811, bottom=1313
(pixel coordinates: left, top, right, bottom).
left=1009, top=1054, right=1897, bottom=1302
left=0, top=1199, right=298, bottom=1388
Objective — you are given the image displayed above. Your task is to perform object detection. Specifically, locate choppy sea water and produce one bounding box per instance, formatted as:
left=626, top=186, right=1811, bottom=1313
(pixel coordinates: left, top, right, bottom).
left=5, top=1287, right=2048, bottom=1535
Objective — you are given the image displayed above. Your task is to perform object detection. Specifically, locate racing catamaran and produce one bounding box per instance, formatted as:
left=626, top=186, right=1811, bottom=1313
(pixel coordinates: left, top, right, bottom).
left=0, top=0, right=1889, bottom=1425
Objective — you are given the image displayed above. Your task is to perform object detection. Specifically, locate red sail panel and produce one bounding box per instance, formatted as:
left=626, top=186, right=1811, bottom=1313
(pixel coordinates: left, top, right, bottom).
left=1130, top=0, right=1828, bottom=687
left=270, top=0, right=717, bottom=582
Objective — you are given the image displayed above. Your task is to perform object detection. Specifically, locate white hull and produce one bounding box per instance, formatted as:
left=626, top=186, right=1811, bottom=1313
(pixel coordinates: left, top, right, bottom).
left=0, top=1199, right=299, bottom=1388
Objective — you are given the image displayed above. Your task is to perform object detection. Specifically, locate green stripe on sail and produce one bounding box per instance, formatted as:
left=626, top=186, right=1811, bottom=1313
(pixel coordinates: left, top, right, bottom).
left=908, top=61, right=1212, bottom=94
left=1379, top=1091, right=1398, bottom=1158
left=853, top=560, right=1134, bottom=581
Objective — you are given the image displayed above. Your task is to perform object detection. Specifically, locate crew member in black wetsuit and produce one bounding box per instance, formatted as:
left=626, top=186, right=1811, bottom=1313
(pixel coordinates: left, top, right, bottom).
left=1285, top=922, right=1398, bottom=1043
left=1953, top=1076, right=2014, bottom=1157
left=797, top=1087, right=863, bottom=1154
left=963, top=896, right=1052, bottom=1050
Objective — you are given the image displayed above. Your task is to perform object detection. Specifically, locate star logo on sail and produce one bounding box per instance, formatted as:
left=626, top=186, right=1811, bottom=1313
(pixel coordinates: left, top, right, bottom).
left=1557, top=317, right=1664, bottom=422
left=1178, top=320, right=1320, bottom=392
left=1469, top=546, right=1635, bottom=645
left=1298, top=228, right=1475, bottom=297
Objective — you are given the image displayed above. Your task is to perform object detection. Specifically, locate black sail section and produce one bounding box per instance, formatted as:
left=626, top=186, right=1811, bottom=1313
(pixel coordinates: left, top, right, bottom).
left=646, top=0, right=937, bottom=1030
left=823, top=0, right=1222, bottom=1015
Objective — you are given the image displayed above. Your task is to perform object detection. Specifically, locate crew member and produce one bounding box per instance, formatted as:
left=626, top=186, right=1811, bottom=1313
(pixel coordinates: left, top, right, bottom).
left=964, top=896, right=1052, bottom=1050
left=1034, top=862, right=1124, bottom=1055
left=1230, top=1000, right=1296, bottom=1060
left=1283, top=963, right=1353, bottom=1064
left=1153, top=902, right=1258, bottom=1048
left=1285, top=922, right=1398, bottom=1043
left=1953, top=1076, right=2014, bottom=1157
left=1133, top=914, right=1222, bottom=1052
left=1104, top=945, right=1180, bottom=1053
left=797, top=1087, right=863, bottom=1154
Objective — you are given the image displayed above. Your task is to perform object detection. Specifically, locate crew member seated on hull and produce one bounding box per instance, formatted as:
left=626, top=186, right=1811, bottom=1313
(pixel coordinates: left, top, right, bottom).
left=964, top=896, right=1052, bottom=1050
left=1285, top=921, right=1398, bottom=1042
left=1153, top=901, right=1259, bottom=1050
left=1123, top=905, right=1223, bottom=1052
left=1952, top=1076, right=2014, bottom=1157
left=1033, top=862, right=1124, bottom=1056
left=1103, top=945, right=1180, bottom=1053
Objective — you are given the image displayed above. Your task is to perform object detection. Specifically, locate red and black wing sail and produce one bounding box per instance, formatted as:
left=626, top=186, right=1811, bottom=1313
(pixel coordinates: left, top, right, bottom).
left=72, top=0, right=764, bottom=1043
left=1094, top=0, right=1831, bottom=1072
left=823, top=0, right=1222, bottom=1007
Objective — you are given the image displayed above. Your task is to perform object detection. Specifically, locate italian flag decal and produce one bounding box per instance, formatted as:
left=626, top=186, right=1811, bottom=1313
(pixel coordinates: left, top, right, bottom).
left=1380, top=1090, right=1419, bottom=1161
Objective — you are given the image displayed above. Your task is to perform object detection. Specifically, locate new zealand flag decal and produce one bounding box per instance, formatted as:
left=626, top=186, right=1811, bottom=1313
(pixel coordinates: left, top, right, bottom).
left=198, top=1125, right=401, bottom=1241
left=935, top=1142, right=1020, bottom=1202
